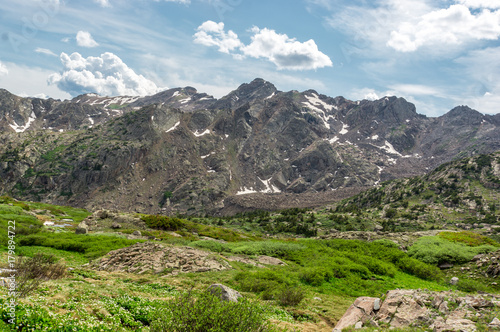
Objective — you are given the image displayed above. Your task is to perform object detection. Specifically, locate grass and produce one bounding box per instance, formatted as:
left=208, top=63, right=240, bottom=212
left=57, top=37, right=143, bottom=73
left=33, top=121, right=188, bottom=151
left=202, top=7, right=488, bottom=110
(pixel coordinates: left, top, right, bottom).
left=1, top=195, right=500, bottom=331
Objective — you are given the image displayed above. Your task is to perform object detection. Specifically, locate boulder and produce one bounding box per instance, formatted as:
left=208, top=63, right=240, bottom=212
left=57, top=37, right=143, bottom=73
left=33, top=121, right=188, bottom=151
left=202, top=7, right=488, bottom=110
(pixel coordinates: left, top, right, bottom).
left=207, top=284, right=242, bottom=302
left=133, top=230, right=141, bottom=236
left=75, top=223, right=88, bottom=234
left=111, top=222, right=122, bottom=229
left=333, top=297, right=379, bottom=331
left=257, top=256, right=286, bottom=266
left=450, top=277, right=459, bottom=285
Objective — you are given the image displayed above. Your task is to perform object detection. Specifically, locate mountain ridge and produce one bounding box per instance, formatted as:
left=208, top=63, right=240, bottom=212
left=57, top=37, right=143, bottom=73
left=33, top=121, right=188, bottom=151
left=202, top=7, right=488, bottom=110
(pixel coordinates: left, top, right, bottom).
left=0, top=78, right=499, bottom=215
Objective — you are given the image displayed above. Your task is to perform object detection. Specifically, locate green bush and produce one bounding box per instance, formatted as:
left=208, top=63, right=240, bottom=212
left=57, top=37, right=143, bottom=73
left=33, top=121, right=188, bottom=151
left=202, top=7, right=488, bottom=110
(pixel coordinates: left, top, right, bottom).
left=438, top=231, right=499, bottom=247
left=275, top=287, right=305, bottom=306
left=141, top=215, right=184, bottom=231
left=408, top=236, right=497, bottom=266
left=150, top=291, right=276, bottom=332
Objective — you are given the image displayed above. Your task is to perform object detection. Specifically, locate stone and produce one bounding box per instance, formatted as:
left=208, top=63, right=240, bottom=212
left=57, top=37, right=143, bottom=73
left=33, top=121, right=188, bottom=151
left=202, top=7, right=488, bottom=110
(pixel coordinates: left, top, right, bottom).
left=354, top=321, right=363, bottom=329
left=111, top=222, right=122, bottom=229
left=314, top=297, right=322, bottom=301
left=207, top=284, right=242, bottom=302
left=450, top=277, right=459, bottom=285
left=75, top=224, right=88, bottom=234
left=489, top=317, right=500, bottom=327
left=133, top=230, right=141, bottom=236
left=373, top=298, right=381, bottom=311
left=257, top=256, right=286, bottom=266
left=333, top=297, right=378, bottom=331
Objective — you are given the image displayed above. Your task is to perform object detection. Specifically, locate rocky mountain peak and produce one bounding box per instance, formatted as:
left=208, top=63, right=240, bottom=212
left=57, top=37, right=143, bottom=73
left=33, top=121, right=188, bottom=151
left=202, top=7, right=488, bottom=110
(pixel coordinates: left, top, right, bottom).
left=441, top=105, right=484, bottom=126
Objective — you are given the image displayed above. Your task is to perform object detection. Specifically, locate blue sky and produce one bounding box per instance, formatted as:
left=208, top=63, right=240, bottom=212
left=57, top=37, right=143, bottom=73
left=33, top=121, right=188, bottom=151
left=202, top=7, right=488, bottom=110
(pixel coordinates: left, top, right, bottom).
left=0, top=0, right=499, bottom=116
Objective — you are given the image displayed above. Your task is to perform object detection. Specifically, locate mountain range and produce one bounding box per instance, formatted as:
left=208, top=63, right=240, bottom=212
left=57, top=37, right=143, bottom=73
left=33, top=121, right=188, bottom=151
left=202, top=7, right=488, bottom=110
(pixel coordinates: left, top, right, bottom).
left=0, top=78, right=499, bottom=215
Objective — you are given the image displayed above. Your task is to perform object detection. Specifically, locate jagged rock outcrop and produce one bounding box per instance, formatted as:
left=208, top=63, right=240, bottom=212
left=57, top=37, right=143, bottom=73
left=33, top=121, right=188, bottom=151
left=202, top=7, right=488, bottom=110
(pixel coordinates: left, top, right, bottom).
left=333, top=289, right=499, bottom=331
left=1, top=79, right=499, bottom=214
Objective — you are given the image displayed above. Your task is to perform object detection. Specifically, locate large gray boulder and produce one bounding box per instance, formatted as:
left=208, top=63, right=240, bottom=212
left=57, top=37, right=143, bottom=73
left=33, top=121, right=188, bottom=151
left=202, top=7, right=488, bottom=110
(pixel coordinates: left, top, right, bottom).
left=207, top=284, right=242, bottom=302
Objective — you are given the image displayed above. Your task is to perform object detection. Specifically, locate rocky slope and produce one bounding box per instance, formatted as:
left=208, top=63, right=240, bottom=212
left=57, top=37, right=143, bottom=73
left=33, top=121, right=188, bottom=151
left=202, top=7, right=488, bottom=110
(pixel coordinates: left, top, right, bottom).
left=0, top=79, right=499, bottom=215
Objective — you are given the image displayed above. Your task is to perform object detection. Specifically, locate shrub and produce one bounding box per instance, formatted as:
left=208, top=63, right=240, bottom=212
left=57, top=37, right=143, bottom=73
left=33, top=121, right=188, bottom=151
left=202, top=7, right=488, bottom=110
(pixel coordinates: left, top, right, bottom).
left=408, top=236, right=497, bottom=266
left=275, top=287, right=305, bottom=306
left=141, top=215, right=184, bottom=231
left=13, top=253, right=66, bottom=298
left=150, top=290, right=275, bottom=332
left=438, top=231, right=499, bottom=247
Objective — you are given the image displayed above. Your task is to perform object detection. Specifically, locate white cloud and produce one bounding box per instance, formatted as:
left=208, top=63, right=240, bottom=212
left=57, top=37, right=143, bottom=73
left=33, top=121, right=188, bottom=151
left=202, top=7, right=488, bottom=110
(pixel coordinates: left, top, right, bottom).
left=35, top=48, right=58, bottom=57
left=456, top=0, right=500, bottom=9
left=76, top=31, right=99, bottom=48
left=454, top=47, right=500, bottom=113
left=241, top=27, right=333, bottom=70
left=387, top=5, right=500, bottom=52
left=193, top=21, right=242, bottom=54
left=388, top=84, right=442, bottom=96
left=0, top=62, right=71, bottom=100
left=0, top=61, right=8, bottom=76
left=193, top=21, right=332, bottom=70
left=48, top=52, right=163, bottom=97
left=94, top=0, right=111, bottom=7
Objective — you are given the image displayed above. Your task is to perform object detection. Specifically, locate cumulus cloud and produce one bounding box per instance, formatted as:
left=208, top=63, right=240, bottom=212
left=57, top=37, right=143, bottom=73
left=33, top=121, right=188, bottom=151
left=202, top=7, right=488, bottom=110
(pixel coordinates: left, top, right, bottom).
left=35, top=48, right=58, bottom=57
left=241, top=27, right=333, bottom=70
left=387, top=4, right=500, bottom=52
left=193, top=21, right=332, bottom=70
left=193, top=21, right=242, bottom=54
left=76, top=31, right=99, bottom=48
left=48, top=52, right=162, bottom=96
left=456, top=0, right=500, bottom=9
left=0, top=61, right=8, bottom=76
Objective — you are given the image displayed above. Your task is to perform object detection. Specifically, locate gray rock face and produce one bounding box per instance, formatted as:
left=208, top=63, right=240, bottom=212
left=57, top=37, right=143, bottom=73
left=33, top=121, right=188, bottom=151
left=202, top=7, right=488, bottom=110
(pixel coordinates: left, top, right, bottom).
left=1, top=79, right=499, bottom=214
left=207, top=284, right=242, bottom=302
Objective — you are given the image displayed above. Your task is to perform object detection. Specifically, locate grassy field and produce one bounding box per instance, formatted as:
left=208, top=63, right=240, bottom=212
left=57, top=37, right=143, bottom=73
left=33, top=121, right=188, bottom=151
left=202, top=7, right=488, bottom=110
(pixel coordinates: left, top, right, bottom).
left=1, top=196, right=500, bottom=331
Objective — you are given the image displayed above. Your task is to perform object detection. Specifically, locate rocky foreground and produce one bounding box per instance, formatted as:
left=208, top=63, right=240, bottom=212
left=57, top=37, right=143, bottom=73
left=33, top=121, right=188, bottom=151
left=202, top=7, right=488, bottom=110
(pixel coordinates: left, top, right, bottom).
left=334, top=289, right=500, bottom=331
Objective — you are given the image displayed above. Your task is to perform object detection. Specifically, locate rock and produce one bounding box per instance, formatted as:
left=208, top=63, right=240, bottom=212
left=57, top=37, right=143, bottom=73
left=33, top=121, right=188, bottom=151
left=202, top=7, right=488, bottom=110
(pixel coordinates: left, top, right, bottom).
left=433, top=316, right=476, bottom=332
left=207, top=284, right=242, bottom=302
left=133, top=230, right=141, bottom=236
left=75, top=224, right=88, bottom=234
left=111, top=222, right=122, bottom=229
left=354, top=321, right=363, bottom=329
left=450, top=277, right=459, bottom=285
left=438, top=301, right=449, bottom=314
left=96, top=210, right=110, bottom=219
left=439, top=263, right=453, bottom=269
left=333, top=297, right=379, bottom=331
left=373, top=298, right=381, bottom=311
left=257, top=256, right=286, bottom=266
left=92, top=242, right=232, bottom=275
left=490, top=317, right=500, bottom=327
left=314, top=297, right=322, bottom=301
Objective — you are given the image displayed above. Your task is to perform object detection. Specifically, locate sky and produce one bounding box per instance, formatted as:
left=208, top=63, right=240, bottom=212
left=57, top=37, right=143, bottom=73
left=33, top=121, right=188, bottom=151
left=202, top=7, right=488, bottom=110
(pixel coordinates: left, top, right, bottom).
left=0, top=0, right=499, bottom=116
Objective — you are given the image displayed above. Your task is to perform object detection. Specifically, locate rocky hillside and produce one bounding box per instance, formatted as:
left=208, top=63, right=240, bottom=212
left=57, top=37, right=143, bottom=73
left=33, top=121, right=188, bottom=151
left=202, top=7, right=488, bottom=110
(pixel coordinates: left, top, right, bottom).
left=0, top=79, right=499, bottom=214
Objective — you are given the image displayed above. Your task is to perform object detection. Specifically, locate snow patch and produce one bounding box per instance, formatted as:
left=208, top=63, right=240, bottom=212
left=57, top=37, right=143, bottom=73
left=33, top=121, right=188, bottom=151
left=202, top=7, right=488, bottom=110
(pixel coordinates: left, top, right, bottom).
left=376, top=141, right=402, bottom=156
left=265, top=92, right=275, bottom=100
left=193, top=129, right=210, bottom=137
left=339, top=123, right=349, bottom=135
left=325, top=136, right=339, bottom=144
left=172, top=91, right=180, bottom=97
left=302, top=93, right=336, bottom=129
left=259, top=177, right=281, bottom=193
left=88, top=116, right=94, bottom=125
left=165, top=121, right=180, bottom=133
left=236, top=187, right=258, bottom=195
left=370, top=135, right=379, bottom=140
left=9, top=111, right=36, bottom=133
left=179, top=97, right=191, bottom=104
